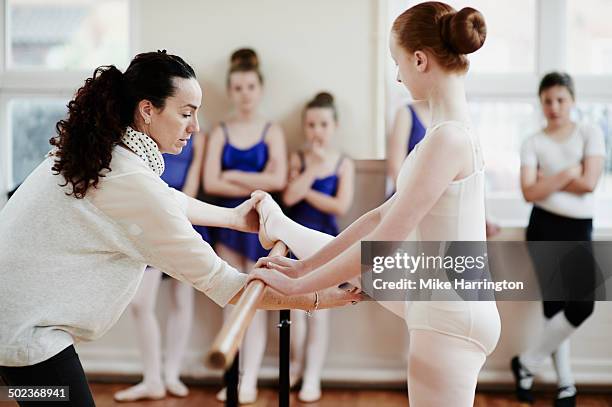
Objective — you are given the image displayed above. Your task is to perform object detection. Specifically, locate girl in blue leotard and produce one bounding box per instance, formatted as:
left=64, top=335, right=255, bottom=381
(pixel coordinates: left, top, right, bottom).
left=282, top=92, right=355, bottom=402
left=114, top=133, right=208, bottom=402
left=204, top=48, right=287, bottom=404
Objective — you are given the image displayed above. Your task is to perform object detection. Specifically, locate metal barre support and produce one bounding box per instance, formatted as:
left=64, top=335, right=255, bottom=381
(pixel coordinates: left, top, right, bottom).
left=224, top=351, right=239, bottom=407
left=279, top=309, right=291, bottom=407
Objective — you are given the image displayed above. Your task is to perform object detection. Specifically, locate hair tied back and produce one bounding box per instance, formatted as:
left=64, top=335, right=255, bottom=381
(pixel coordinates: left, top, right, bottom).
left=439, top=7, right=486, bottom=55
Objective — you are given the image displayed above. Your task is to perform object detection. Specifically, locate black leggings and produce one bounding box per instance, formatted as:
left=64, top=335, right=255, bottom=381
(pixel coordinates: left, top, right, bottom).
left=0, top=346, right=95, bottom=406
left=526, top=206, right=595, bottom=327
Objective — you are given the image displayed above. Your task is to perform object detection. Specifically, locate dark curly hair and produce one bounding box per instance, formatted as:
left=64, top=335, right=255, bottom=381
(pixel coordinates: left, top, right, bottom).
left=50, top=51, right=196, bottom=198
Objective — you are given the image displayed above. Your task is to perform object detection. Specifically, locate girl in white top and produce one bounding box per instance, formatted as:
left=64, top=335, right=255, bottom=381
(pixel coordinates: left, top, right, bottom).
left=0, top=51, right=359, bottom=407
left=249, top=3, right=501, bottom=406
left=512, top=72, right=606, bottom=407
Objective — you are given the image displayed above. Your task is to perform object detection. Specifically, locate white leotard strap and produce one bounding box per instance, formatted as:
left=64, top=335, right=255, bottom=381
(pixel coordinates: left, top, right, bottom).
left=429, top=120, right=481, bottom=172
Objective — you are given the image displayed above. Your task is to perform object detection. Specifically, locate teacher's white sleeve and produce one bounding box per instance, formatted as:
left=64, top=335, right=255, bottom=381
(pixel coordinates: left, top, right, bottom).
left=93, top=172, right=246, bottom=307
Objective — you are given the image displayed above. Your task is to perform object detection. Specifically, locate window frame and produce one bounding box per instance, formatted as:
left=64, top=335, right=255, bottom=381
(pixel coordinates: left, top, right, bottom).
left=0, top=0, right=133, bottom=205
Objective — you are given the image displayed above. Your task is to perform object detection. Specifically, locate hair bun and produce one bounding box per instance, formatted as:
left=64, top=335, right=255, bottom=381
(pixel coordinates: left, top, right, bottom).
left=313, top=92, right=334, bottom=105
left=230, top=48, right=259, bottom=70
left=440, top=7, right=486, bottom=55
left=305, top=91, right=338, bottom=121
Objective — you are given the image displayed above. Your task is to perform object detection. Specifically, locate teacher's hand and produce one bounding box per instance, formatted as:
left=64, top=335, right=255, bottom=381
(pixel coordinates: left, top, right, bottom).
left=231, top=195, right=263, bottom=233
left=248, top=268, right=364, bottom=308
left=318, top=285, right=363, bottom=309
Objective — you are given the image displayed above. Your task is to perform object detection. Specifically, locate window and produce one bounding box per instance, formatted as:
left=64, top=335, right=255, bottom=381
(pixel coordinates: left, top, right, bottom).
left=0, top=0, right=130, bottom=202
left=567, top=0, right=612, bottom=75
left=470, top=100, right=539, bottom=197
left=441, top=0, right=537, bottom=74
left=9, top=98, right=67, bottom=186
left=7, top=0, right=129, bottom=70
left=384, top=0, right=612, bottom=227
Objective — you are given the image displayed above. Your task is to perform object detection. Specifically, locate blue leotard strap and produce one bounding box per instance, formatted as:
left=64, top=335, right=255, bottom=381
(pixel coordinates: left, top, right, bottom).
left=406, top=105, right=427, bottom=155
left=220, top=122, right=229, bottom=141
left=298, top=150, right=306, bottom=172
left=334, top=154, right=345, bottom=173
left=260, top=122, right=272, bottom=142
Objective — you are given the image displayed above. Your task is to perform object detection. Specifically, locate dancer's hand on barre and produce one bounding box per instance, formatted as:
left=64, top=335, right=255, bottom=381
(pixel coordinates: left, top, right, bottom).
left=254, top=256, right=306, bottom=278
left=249, top=267, right=296, bottom=295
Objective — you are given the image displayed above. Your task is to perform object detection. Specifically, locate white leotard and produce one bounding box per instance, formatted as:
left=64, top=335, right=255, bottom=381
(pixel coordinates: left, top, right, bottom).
left=396, top=121, right=501, bottom=355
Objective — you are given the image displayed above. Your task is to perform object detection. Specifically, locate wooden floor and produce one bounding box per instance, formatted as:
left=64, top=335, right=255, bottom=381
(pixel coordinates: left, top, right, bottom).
left=6, top=383, right=607, bottom=407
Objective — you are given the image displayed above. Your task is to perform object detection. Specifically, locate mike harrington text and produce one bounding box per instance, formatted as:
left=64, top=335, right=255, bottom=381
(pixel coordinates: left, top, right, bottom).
left=373, top=278, right=524, bottom=292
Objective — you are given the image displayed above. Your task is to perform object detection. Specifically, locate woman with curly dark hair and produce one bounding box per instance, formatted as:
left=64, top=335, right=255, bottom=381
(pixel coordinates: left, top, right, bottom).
left=0, top=51, right=360, bottom=406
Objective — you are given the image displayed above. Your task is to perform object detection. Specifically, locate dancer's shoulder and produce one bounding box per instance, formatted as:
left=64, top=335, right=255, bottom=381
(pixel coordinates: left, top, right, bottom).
left=426, top=122, right=470, bottom=150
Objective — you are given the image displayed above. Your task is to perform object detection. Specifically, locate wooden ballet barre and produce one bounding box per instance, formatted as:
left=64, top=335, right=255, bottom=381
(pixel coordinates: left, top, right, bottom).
left=206, top=240, right=288, bottom=370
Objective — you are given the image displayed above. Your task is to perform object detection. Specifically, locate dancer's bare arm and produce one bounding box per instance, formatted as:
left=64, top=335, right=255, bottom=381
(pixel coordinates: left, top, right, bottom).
left=250, top=126, right=473, bottom=295
left=273, top=195, right=395, bottom=275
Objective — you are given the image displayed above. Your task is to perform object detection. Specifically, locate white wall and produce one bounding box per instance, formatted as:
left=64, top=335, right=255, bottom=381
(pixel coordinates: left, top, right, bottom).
left=132, top=0, right=380, bottom=158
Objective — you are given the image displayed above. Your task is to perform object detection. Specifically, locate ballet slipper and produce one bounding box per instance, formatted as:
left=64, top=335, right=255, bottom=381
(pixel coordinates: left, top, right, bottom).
left=510, top=356, right=534, bottom=403
left=113, top=382, right=166, bottom=402
left=238, top=387, right=258, bottom=405
left=257, top=195, right=282, bottom=250
left=555, top=386, right=577, bottom=407
left=216, top=387, right=227, bottom=402
left=216, top=386, right=258, bottom=404
left=298, top=381, right=322, bottom=403
left=165, top=379, right=189, bottom=397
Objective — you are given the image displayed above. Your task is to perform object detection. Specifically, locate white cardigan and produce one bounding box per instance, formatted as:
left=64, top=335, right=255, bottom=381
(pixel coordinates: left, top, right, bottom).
left=0, top=146, right=246, bottom=366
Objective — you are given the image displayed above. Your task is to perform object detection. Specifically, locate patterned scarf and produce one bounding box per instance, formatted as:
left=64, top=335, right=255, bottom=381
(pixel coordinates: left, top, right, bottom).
left=120, top=126, right=165, bottom=176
